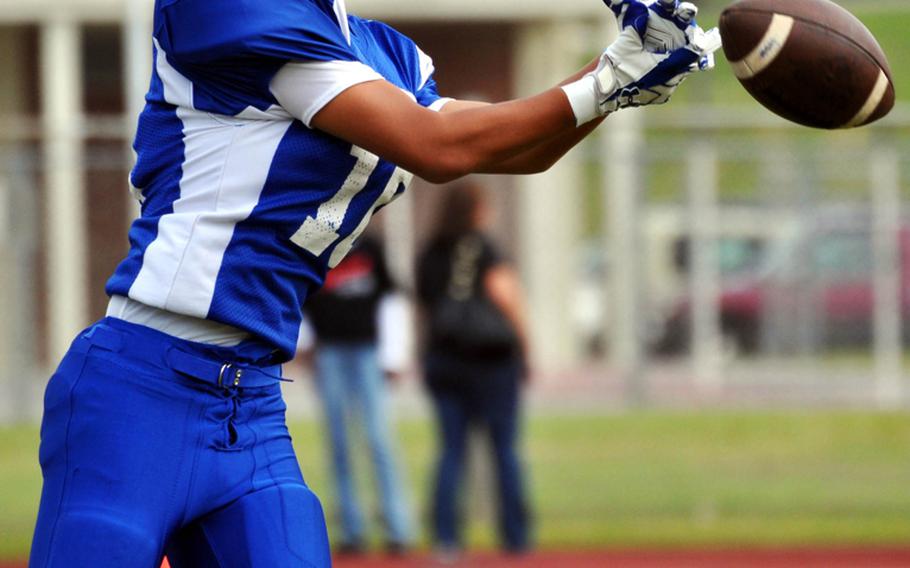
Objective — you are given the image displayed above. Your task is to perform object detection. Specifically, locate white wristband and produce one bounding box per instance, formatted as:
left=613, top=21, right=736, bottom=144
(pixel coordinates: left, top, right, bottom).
left=561, top=75, right=601, bottom=126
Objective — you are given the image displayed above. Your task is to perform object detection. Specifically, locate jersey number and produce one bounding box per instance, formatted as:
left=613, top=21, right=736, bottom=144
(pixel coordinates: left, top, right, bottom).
left=290, top=146, right=412, bottom=268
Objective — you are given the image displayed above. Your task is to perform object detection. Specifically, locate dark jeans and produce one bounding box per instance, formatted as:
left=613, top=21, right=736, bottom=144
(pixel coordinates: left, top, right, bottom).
left=424, top=353, right=530, bottom=552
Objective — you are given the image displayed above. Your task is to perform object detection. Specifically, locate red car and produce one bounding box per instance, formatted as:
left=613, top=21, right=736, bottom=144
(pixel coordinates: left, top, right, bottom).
left=655, top=216, right=910, bottom=354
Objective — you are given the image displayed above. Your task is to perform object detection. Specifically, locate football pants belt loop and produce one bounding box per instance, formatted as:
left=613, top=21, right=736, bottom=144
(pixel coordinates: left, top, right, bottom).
left=166, top=349, right=288, bottom=390
left=81, top=322, right=288, bottom=390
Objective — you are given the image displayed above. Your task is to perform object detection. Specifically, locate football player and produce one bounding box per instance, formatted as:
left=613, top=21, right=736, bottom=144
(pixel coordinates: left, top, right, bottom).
left=30, top=1, right=720, bottom=566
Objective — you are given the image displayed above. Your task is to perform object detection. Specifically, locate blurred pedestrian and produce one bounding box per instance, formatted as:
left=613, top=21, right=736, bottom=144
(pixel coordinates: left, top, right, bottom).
left=298, top=234, right=414, bottom=555
left=417, top=182, right=532, bottom=557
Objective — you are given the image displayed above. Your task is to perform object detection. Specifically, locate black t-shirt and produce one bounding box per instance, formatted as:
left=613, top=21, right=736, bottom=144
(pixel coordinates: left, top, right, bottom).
left=417, top=232, right=502, bottom=307
left=305, top=237, right=393, bottom=343
left=417, top=232, right=512, bottom=354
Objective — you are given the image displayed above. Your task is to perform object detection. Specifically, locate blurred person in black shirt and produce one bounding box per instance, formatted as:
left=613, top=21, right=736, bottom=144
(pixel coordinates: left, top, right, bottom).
left=299, top=234, right=413, bottom=555
left=417, top=182, right=531, bottom=558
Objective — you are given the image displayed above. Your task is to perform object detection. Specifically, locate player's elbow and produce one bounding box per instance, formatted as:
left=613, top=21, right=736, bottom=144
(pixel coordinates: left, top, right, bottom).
left=405, top=114, right=495, bottom=183
left=498, top=156, right=558, bottom=176
left=524, top=157, right=559, bottom=175
left=414, top=164, right=468, bottom=185
left=408, top=147, right=475, bottom=184
left=418, top=170, right=463, bottom=185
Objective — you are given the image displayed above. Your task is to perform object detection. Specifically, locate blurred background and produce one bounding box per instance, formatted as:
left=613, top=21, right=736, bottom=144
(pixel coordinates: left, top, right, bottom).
left=1, top=0, right=910, bottom=563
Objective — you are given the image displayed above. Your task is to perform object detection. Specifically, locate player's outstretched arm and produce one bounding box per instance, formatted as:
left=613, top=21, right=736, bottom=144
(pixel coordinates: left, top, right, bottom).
left=307, top=2, right=720, bottom=182
left=311, top=78, right=584, bottom=184
left=438, top=58, right=606, bottom=176
left=441, top=100, right=606, bottom=176
left=313, top=57, right=605, bottom=179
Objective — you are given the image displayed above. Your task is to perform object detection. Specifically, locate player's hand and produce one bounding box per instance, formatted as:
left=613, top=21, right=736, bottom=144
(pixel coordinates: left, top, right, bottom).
left=594, top=0, right=722, bottom=112
left=561, top=0, right=720, bottom=124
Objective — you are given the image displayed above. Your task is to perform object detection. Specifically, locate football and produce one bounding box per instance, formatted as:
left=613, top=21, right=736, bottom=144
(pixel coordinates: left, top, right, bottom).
left=719, top=0, right=895, bottom=129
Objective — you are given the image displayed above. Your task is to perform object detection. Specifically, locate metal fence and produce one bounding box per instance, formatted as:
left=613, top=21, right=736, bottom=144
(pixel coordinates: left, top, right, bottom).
left=586, top=108, right=910, bottom=409
left=0, top=141, right=41, bottom=423
left=1, top=108, right=909, bottom=421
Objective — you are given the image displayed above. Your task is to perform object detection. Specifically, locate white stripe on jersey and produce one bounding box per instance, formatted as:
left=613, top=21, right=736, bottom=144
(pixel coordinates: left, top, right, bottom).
left=129, top=44, right=293, bottom=318
left=153, top=39, right=194, bottom=108
left=333, top=0, right=351, bottom=45
left=416, top=47, right=436, bottom=91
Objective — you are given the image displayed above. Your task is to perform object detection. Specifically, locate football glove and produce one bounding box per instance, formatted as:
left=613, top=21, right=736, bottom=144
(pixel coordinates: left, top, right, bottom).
left=562, top=0, right=722, bottom=124
left=598, top=0, right=721, bottom=112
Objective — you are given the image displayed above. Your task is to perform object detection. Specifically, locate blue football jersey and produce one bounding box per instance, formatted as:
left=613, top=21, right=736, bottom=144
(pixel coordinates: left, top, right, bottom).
left=106, top=0, right=443, bottom=360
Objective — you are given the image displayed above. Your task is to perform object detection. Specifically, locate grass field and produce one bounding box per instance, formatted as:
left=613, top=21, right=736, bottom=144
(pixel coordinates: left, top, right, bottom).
left=3, top=412, right=910, bottom=561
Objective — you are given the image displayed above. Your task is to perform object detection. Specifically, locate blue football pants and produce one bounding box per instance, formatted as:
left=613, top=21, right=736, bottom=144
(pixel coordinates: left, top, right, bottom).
left=30, top=318, right=331, bottom=568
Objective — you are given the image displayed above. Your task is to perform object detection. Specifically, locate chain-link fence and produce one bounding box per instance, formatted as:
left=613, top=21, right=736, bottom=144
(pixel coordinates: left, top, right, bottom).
left=578, top=111, right=910, bottom=408
left=0, top=128, right=131, bottom=422
left=0, top=140, right=42, bottom=422
left=3, top=112, right=910, bottom=420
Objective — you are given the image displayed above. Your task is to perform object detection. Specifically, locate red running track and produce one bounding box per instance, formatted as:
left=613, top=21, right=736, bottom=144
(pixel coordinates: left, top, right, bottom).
left=6, top=549, right=910, bottom=567
left=330, top=549, right=910, bottom=567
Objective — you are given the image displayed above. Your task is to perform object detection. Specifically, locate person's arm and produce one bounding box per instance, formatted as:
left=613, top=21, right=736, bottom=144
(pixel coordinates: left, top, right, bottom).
left=484, top=264, right=530, bottom=371
left=310, top=78, right=581, bottom=184
left=376, top=293, right=411, bottom=383
left=294, top=1, right=721, bottom=184
left=295, top=314, right=317, bottom=371
left=442, top=101, right=604, bottom=175
left=307, top=23, right=720, bottom=183
left=436, top=58, right=604, bottom=175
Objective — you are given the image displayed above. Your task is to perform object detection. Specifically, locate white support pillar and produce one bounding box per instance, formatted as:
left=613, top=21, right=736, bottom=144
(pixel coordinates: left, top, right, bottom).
left=123, top=0, right=154, bottom=225
left=871, top=148, right=903, bottom=408
left=514, top=19, right=592, bottom=372
left=603, top=109, right=645, bottom=402
left=0, top=152, right=41, bottom=423
left=687, top=143, right=723, bottom=392
left=0, top=177, right=11, bottom=421
left=41, top=18, right=88, bottom=364
left=123, top=0, right=153, bottom=131
left=382, top=187, right=417, bottom=370
left=384, top=189, right=417, bottom=290
left=0, top=28, right=23, bottom=422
